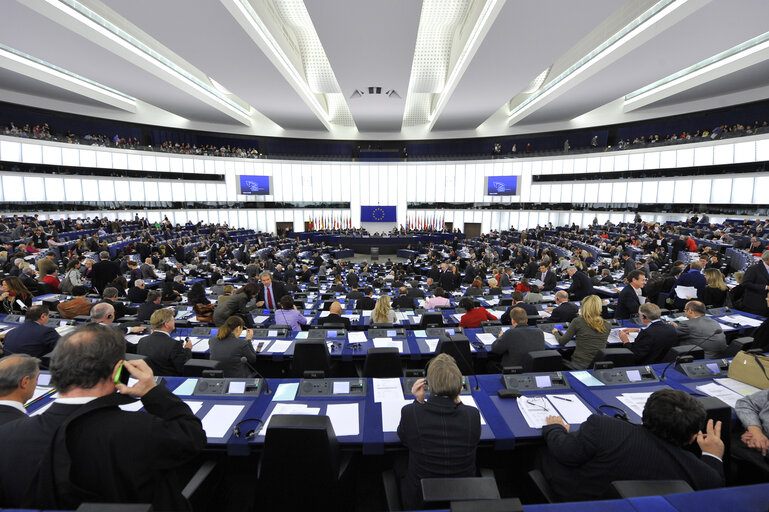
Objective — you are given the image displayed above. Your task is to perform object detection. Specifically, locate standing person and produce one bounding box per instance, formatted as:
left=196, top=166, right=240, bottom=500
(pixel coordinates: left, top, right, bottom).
left=255, top=271, right=288, bottom=310
left=552, top=295, right=610, bottom=369
left=90, top=251, right=120, bottom=294
left=397, top=354, right=481, bottom=510
left=614, top=270, right=647, bottom=320
left=209, top=315, right=256, bottom=378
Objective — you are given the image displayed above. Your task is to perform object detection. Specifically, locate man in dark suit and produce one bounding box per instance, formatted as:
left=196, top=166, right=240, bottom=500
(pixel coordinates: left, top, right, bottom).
left=355, top=288, right=376, bottom=310
left=127, top=279, right=149, bottom=304
left=136, top=290, right=165, bottom=323
left=439, top=264, right=456, bottom=292
left=523, top=258, right=539, bottom=279
left=546, top=291, right=579, bottom=323
left=500, top=291, right=537, bottom=324
left=392, top=287, right=415, bottom=309
left=621, top=252, right=635, bottom=280
left=95, top=287, right=137, bottom=319
left=536, top=264, right=557, bottom=291
left=0, top=354, right=39, bottom=425
left=255, top=271, right=289, bottom=310
left=318, top=302, right=351, bottom=330
left=498, top=268, right=513, bottom=288
left=0, top=324, right=206, bottom=510
left=491, top=307, right=546, bottom=367
left=90, top=251, right=121, bottom=294
left=540, top=389, right=724, bottom=502
left=671, top=261, right=707, bottom=309
left=614, top=270, right=646, bottom=320
left=136, top=309, right=192, bottom=376
left=619, top=303, right=678, bottom=364
left=1, top=305, right=59, bottom=358
left=566, top=267, right=594, bottom=301
left=397, top=353, right=481, bottom=510
left=742, top=252, right=769, bottom=316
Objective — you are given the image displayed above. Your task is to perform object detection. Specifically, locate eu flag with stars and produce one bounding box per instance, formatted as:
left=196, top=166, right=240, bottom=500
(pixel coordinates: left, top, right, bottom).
left=361, top=206, right=397, bottom=222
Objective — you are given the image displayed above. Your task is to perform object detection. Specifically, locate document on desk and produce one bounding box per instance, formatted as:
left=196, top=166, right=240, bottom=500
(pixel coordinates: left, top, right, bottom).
left=326, top=403, right=359, bottom=437
left=517, top=396, right=559, bottom=429
left=616, top=392, right=654, bottom=418
left=348, top=331, right=367, bottom=343
left=373, top=338, right=403, bottom=353
left=183, top=401, right=203, bottom=414
left=607, top=329, right=637, bottom=344
left=395, top=312, right=409, bottom=322
left=696, top=383, right=744, bottom=408
left=265, top=339, right=292, bottom=353
left=675, top=286, right=699, bottom=300
left=424, top=339, right=439, bottom=352
left=453, top=314, right=465, bottom=323
left=485, top=298, right=500, bottom=306
left=252, top=316, right=269, bottom=324
left=475, top=332, right=496, bottom=345
left=373, top=378, right=405, bottom=403
left=381, top=399, right=412, bottom=432
left=173, top=378, right=198, bottom=396
left=714, top=377, right=761, bottom=396
left=125, top=334, right=143, bottom=345
left=538, top=310, right=551, bottom=319
left=459, top=395, right=486, bottom=425
left=543, top=332, right=559, bottom=347
left=319, top=311, right=331, bottom=318
left=259, top=403, right=320, bottom=435
left=201, top=404, right=244, bottom=438
left=342, top=314, right=360, bottom=321
left=720, top=314, right=763, bottom=327
left=361, top=310, right=372, bottom=317
left=548, top=394, right=591, bottom=424
left=189, top=337, right=209, bottom=353
left=411, top=315, right=422, bottom=324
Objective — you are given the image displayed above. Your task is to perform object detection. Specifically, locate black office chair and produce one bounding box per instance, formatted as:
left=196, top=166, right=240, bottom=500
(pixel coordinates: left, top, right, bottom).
left=362, top=347, right=402, bottom=378
left=183, top=359, right=223, bottom=377
left=721, top=336, right=754, bottom=358
left=522, top=351, right=563, bottom=372
left=419, top=313, right=444, bottom=328
left=663, top=345, right=704, bottom=363
left=480, top=320, right=501, bottom=327
left=290, top=340, right=332, bottom=377
left=371, top=323, right=395, bottom=328
left=437, top=340, right=473, bottom=374
left=258, top=414, right=352, bottom=510
left=593, top=348, right=636, bottom=368
left=528, top=469, right=558, bottom=504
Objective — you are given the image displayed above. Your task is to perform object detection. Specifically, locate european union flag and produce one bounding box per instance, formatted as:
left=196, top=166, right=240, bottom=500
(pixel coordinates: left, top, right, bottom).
left=361, top=206, right=397, bottom=222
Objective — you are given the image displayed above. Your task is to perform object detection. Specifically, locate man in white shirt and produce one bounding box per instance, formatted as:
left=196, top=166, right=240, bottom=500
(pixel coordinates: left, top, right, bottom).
left=0, top=354, right=39, bottom=425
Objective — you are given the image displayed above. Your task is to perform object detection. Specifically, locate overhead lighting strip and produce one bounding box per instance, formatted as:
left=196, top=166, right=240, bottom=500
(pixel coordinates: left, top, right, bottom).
left=507, top=0, right=678, bottom=121
left=49, top=0, right=251, bottom=119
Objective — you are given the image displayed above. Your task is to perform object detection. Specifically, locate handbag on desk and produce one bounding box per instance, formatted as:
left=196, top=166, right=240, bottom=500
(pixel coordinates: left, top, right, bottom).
left=728, top=350, right=769, bottom=389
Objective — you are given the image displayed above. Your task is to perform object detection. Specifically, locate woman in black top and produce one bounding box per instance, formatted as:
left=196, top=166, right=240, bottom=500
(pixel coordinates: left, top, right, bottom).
left=701, top=268, right=728, bottom=307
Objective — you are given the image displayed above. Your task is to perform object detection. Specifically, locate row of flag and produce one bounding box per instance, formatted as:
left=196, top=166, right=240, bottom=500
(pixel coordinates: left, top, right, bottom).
left=407, top=212, right=445, bottom=231
left=308, top=214, right=352, bottom=231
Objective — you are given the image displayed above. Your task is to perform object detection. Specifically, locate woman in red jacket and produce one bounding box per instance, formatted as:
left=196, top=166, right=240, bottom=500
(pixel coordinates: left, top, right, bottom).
left=458, top=297, right=497, bottom=328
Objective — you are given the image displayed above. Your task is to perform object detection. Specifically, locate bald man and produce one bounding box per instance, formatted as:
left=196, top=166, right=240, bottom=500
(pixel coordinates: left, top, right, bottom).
left=317, top=301, right=351, bottom=330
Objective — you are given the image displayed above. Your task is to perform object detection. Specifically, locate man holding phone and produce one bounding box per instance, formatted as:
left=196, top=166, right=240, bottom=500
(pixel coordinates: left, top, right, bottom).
left=0, top=323, right=206, bottom=510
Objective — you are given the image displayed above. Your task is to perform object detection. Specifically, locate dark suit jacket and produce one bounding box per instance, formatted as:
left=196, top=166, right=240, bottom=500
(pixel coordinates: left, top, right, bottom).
left=94, top=299, right=136, bottom=319
left=318, top=313, right=351, bottom=330
left=568, top=271, right=594, bottom=300
left=2, top=320, right=59, bottom=358
left=614, top=285, right=642, bottom=320
left=256, top=281, right=289, bottom=309
left=539, top=271, right=557, bottom=291
left=91, top=259, right=121, bottom=293
left=136, top=302, right=164, bottom=322
left=209, top=334, right=257, bottom=378
left=630, top=321, right=678, bottom=364
left=355, top=296, right=376, bottom=310
left=541, top=414, right=724, bottom=502
left=136, top=331, right=191, bottom=376
left=397, top=396, right=481, bottom=510
left=439, top=271, right=456, bottom=291
left=0, top=386, right=205, bottom=510
left=548, top=301, right=579, bottom=323
left=500, top=302, right=538, bottom=325
left=127, top=286, right=149, bottom=304
left=672, top=270, right=707, bottom=309
left=392, top=296, right=416, bottom=309
left=491, top=325, right=546, bottom=367
left=0, top=405, right=27, bottom=426
left=742, top=262, right=769, bottom=316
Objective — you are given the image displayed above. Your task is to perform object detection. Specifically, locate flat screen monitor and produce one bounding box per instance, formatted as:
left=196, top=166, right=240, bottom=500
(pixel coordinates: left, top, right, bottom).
left=238, top=175, right=271, bottom=195
left=486, top=176, right=518, bottom=196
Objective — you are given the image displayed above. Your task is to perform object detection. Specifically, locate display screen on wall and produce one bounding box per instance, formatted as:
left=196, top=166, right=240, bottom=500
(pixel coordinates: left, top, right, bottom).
left=361, top=206, right=397, bottom=222
left=486, top=176, right=518, bottom=196
left=238, top=175, right=271, bottom=195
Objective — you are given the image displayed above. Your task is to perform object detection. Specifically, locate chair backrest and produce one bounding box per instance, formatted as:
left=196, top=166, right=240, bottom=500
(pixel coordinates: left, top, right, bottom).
left=528, top=469, right=557, bottom=504
left=363, top=347, right=402, bottom=378
left=291, top=340, right=331, bottom=377
left=437, top=340, right=473, bottom=374
left=720, top=336, right=753, bottom=358
left=594, top=348, right=636, bottom=368
left=182, top=359, right=223, bottom=377
left=419, top=312, right=444, bottom=328
left=523, top=351, right=563, bottom=372
left=663, top=345, right=704, bottom=363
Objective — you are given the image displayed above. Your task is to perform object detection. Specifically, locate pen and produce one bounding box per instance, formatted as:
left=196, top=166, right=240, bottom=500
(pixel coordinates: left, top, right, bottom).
left=552, top=395, right=572, bottom=402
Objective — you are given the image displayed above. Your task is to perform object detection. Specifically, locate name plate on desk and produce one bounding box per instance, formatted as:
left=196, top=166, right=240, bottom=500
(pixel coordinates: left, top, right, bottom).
left=193, top=378, right=264, bottom=396
left=677, top=359, right=729, bottom=379
left=297, top=378, right=366, bottom=397
left=593, top=366, right=659, bottom=385
left=503, top=372, right=570, bottom=391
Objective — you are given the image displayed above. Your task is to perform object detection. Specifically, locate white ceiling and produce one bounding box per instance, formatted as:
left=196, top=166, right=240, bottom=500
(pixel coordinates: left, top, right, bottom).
left=0, top=0, right=768, bottom=141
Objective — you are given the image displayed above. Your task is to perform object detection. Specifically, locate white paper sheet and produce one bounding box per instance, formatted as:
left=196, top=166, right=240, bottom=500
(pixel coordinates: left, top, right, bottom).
left=675, top=286, right=699, bottom=300
left=714, top=377, right=762, bottom=396
left=373, top=378, right=405, bottom=403
left=607, top=329, right=638, bottom=344
left=517, top=395, right=559, bottom=429
left=696, top=383, right=744, bottom=408
left=548, top=394, right=592, bottom=424
left=184, top=401, right=203, bottom=414
left=348, top=331, right=367, bottom=343
left=381, top=399, right=412, bottom=432
left=458, top=395, right=486, bottom=425
left=720, top=314, right=763, bottom=327
left=319, top=311, right=331, bottom=318
left=543, top=332, right=559, bottom=347
left=190, top=337, right=209, bottom=353
left=326, top=403, right=360, bottom=436
left=201, top=404, right=244, bottom=438
left=252, top=316, right=269, bottom=324
left=265, top=339, right=292, bottom=353
left=424, top=339, right=439, bottom=352
left=125, top=334, right=143, bottom=345
left=538, top=310, right=551, bottom=319
left=616, top=392, right=654, bottom=418
left=372, top=337, right=404, bottom=353
left=475, top=333, right=496, bottom=345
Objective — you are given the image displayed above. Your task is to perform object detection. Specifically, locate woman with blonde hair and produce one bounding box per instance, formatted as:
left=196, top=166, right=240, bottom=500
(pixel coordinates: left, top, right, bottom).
left=702, top=268, right=728, bottom=307
left=552, top=294, right=610, bottom=369
left=372, top=295, right=397, bottom=324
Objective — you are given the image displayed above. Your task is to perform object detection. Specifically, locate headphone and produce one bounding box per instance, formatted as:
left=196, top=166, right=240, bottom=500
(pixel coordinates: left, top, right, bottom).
left=598, top=404, right=630, bottom=422
left=232, top=418, right=264, bottom=440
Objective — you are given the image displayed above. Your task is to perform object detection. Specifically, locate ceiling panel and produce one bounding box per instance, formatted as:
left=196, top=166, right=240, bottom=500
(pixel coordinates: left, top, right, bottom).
left=0, top=68, right=117, bottom=109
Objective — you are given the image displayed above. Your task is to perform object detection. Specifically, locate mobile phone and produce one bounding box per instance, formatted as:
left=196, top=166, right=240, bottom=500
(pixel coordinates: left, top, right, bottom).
left=114, top=361, right=124, bottom=384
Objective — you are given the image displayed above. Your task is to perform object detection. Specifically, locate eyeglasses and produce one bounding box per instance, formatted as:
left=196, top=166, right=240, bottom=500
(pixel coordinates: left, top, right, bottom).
left=526, top=398, right=550, bottom=412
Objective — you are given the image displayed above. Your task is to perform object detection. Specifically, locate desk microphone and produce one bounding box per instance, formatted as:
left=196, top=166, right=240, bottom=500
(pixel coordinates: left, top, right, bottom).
left=240, top=356, right=271, bottom=395
left=659, top=327, right=723, bottom=379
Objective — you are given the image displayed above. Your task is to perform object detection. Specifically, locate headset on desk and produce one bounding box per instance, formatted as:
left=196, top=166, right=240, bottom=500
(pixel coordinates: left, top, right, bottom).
left=598, top=404, right=629, bottom=422
left=232, top=418, right=264, bottom=440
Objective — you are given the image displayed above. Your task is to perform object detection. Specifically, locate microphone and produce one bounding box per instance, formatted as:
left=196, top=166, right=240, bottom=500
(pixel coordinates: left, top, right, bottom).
left=660, top=326, right=723, bottom=378
left=240, top=356, right=271, bottom=395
